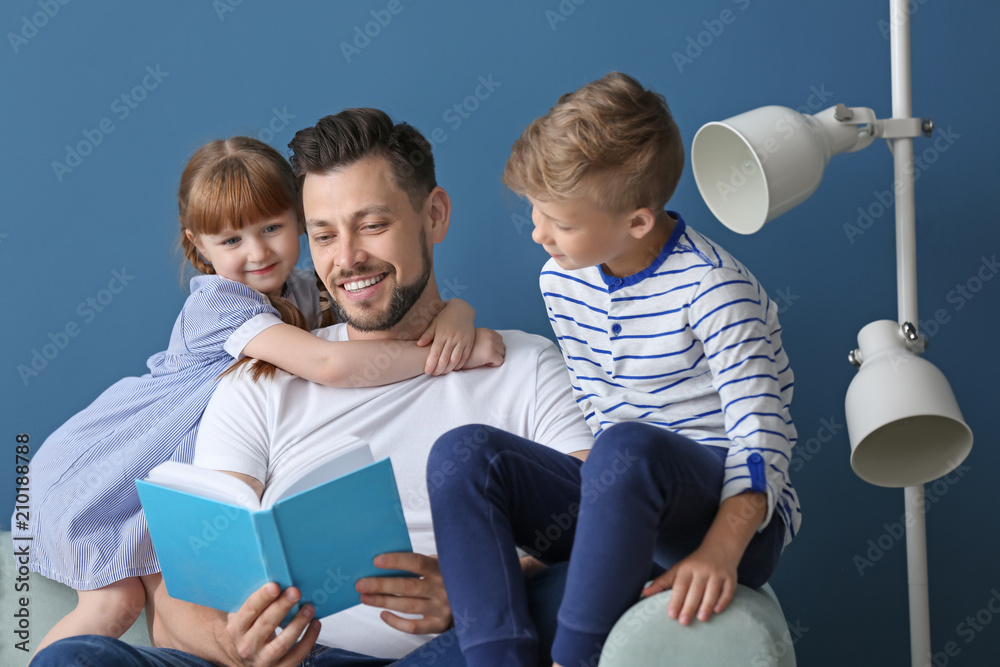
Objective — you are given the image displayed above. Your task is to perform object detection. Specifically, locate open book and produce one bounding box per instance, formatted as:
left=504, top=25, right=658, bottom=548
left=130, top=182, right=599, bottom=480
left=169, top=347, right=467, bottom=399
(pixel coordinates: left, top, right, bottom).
left=136, top=436, right=413, bottom=621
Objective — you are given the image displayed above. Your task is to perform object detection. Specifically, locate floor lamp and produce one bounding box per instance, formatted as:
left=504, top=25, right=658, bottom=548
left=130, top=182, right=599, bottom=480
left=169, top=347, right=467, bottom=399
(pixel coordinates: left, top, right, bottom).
left=687, top=2, right=974, bottom=666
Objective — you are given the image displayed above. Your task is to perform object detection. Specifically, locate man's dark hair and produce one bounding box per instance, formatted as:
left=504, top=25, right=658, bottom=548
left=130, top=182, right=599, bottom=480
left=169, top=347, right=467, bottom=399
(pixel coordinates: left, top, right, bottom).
left=288, top=108, right=436, bottom=212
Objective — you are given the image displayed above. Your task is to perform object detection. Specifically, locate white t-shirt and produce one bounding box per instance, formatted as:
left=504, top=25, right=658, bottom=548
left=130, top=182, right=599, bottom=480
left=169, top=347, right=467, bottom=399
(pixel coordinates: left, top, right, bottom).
left=193, top=325, right=594, bottom=658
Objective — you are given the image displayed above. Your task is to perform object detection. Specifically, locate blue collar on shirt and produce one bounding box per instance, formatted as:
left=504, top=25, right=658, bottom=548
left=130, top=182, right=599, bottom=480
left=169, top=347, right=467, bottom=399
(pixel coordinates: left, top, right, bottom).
left=598, top=211, right=687, bottom=292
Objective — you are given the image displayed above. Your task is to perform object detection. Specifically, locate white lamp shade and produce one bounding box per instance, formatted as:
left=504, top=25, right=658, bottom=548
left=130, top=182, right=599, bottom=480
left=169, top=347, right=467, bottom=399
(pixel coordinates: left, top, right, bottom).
left=691, top=105, right=868, bottom=234
left=845, top=320, right=973, bottom=488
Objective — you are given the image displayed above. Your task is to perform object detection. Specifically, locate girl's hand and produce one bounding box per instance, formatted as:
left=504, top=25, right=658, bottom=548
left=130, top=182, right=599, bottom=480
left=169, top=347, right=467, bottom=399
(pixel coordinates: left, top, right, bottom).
left=461, top=328, right=506, bottom=369
left=417, top=299, right=476, bottom=375
left=641, top=541, right=740, bottom=626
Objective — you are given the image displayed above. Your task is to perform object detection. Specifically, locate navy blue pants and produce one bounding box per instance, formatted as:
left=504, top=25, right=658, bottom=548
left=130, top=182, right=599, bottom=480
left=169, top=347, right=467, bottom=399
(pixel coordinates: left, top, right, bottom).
left=427, top=422, right=786, bottom=667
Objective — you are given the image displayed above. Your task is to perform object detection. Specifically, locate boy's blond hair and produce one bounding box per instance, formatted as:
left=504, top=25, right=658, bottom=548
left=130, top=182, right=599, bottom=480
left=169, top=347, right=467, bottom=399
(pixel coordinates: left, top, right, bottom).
left=503, top=72, right=684, bottom=215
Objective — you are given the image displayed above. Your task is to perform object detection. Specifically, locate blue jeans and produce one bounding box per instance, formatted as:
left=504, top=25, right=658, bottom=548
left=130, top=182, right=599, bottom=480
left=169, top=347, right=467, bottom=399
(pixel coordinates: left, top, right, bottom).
left=31, top=563, right=570, bottom=667
left=427, top=422, right=786, bottom=667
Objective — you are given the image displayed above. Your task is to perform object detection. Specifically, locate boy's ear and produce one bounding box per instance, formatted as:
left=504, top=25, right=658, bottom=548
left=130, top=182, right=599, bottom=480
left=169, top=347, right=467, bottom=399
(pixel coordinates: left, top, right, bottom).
left=425, top=187, right=451, bottom=244
left=627, top=208, right=658, bottom=239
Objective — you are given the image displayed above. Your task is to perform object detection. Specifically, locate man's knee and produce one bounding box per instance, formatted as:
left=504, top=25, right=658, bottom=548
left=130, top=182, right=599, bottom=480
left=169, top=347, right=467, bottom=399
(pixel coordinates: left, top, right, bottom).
left=32, top=634, right=120, bottom=667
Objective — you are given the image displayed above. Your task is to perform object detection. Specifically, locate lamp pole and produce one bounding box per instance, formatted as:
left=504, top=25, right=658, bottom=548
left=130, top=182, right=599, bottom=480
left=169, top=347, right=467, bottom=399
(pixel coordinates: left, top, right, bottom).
left=888, top=0, right=932, bottom=664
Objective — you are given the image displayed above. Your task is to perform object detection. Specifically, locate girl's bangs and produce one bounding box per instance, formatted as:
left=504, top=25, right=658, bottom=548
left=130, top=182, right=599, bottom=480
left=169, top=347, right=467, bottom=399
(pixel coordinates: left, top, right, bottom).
left=185, top=158, right=296, bottom=235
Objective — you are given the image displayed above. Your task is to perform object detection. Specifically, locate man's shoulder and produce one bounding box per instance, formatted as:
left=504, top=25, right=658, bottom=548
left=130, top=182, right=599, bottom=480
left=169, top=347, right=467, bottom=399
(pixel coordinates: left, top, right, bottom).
left=211, top=326, right=561, bottom=399
left=495, top=329, right=561, bottom=361
left=308, top=324, right=555, bottom=355
left=497, top=328, right=553, bottom=347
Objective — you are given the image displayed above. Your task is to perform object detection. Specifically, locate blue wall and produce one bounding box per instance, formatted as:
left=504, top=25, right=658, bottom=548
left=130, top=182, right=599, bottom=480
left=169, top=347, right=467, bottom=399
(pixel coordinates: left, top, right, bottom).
left=3, top=1, right=998, bottom=664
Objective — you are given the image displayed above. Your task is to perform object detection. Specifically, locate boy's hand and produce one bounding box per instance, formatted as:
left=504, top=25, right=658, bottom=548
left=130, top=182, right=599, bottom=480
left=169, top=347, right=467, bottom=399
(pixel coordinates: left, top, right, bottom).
left=417, top=299, right=476, bottom=375
left=641, top=542, right=738, bottom=626
left=461, top=328, right=506, bottom=369
left=641, top=492, right=767, bottom=626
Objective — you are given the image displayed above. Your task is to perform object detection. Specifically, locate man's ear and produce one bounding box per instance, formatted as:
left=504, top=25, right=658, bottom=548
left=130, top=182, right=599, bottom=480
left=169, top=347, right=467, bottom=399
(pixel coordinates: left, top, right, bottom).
left=627, top=208, right=658, bottom=240
left=425, top=187, right=451, bottom=244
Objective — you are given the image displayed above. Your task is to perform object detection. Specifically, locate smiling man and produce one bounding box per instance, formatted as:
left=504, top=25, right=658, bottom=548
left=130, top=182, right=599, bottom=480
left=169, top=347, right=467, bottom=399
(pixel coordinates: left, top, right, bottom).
left=32, top=109, right=594, bottom=667
left=303, top=141, right=439, bottom=338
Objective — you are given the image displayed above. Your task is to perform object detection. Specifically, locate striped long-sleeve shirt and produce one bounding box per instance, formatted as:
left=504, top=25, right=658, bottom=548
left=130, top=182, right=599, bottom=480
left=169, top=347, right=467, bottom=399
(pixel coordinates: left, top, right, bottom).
left=540, top=213, right=801, bottom=546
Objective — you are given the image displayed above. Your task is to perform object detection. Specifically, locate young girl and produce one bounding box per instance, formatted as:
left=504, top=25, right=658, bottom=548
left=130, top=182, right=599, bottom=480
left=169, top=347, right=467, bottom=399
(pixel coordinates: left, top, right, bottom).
left=16, top=136, right=504, bottom=656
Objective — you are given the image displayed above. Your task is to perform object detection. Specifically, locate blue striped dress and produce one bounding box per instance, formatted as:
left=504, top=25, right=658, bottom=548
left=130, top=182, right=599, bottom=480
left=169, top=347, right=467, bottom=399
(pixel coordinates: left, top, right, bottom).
left=540, top=213, right=802, bottom=546
left=13, top=271, right=319, bottom=589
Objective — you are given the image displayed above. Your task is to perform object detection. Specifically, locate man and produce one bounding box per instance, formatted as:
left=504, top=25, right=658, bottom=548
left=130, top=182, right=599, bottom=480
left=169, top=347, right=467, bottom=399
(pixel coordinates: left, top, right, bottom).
left=34, top=109, right=594, bottom=666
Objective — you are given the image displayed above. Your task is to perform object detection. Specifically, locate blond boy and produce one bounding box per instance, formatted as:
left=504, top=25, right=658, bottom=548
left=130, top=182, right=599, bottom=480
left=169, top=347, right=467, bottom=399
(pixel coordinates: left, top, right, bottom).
left=428, top=72, right=800, bottom=667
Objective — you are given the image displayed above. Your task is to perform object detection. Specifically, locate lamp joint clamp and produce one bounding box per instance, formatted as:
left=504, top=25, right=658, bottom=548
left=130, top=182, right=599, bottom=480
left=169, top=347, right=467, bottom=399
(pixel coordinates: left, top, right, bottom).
left=900, top=322, right=928, bottom=354
left=833, top=103, right=854, bottom=122
left=876, top=117, right=923, bottom=139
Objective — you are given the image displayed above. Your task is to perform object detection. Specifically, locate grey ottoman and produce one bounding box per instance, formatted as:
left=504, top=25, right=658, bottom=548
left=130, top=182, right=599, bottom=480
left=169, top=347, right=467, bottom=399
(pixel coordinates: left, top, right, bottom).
left=599, top=583, right=796, bottom=666
left=0, top=531, right=151, bottom=667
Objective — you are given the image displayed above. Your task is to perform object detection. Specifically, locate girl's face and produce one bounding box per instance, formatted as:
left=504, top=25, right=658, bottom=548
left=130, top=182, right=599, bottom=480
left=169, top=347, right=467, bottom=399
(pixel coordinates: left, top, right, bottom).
left=189, top=210, right=300, bottom=296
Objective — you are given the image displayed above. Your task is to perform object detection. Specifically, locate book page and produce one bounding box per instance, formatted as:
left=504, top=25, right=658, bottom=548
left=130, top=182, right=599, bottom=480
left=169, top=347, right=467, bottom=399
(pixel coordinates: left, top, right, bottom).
left=145, top=461, right=262, bottom=510
left=261, top=435, right=374, bottom=508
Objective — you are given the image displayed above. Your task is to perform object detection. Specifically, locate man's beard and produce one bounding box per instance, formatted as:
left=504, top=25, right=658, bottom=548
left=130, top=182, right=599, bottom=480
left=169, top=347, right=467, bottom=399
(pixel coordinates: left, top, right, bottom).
left=329, top=233, right=432, bottom=332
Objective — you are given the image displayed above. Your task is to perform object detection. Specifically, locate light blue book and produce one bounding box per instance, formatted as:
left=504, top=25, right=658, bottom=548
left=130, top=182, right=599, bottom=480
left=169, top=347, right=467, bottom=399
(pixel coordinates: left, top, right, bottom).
left=136, top=436, right=413, bottom=622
